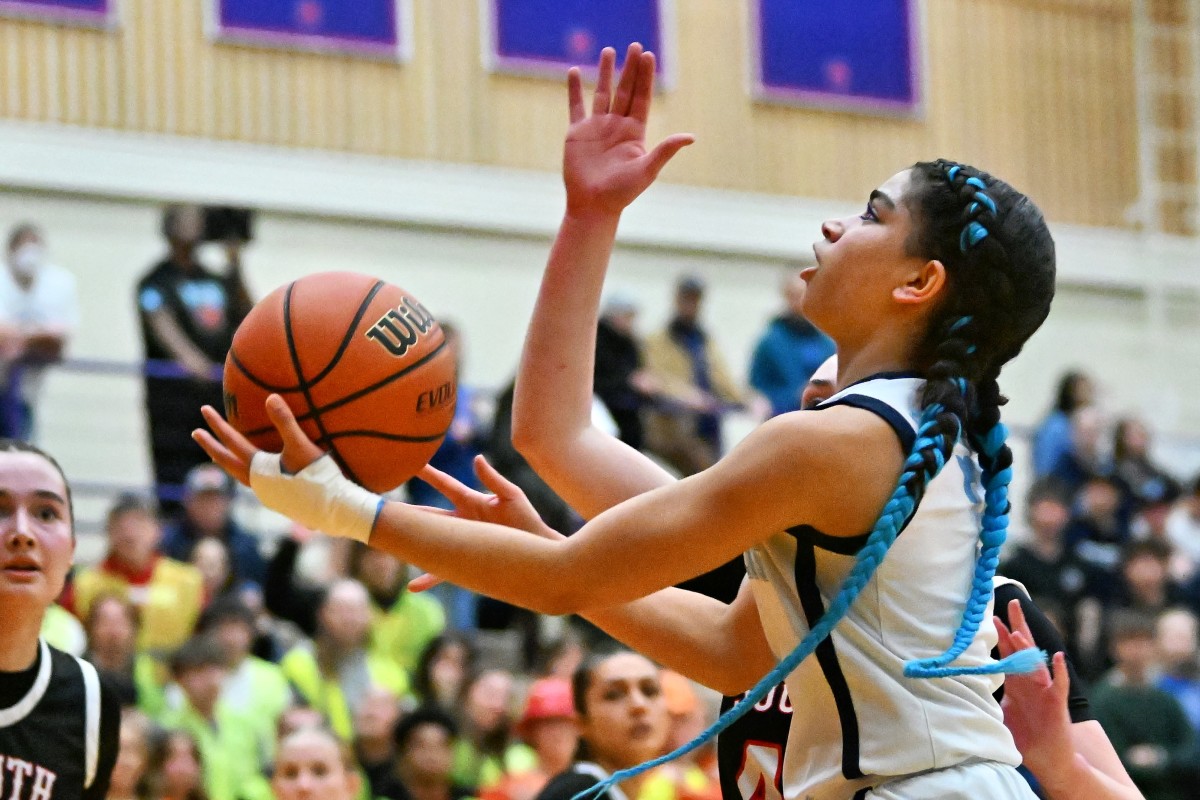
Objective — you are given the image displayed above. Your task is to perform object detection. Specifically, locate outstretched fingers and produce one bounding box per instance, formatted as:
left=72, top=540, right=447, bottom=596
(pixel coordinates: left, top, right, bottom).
left=627, top=50, right=656, bottom=123
left=567, top=67, right=585, bottom=124
left=641, top=133, right=696, bottom=180
left=591, top=47, right=617, bottom=116
left=264, top=394, right=325, bottom=474
left=611, top=42, right=644, bottom=117
left=472, top=455, right=522, bottom=499
left=193, top=405, right=256, bottom=486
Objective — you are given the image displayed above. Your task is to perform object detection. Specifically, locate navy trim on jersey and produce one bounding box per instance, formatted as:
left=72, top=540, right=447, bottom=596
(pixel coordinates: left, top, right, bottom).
left=814, top=395, right=915, bottom=454
left=794, top=542, right=863, bottom=779
left=852, top=789, right=871, bottom=800
left=788, top=524, right=869, bottom=556
left=839, top=370, right=923, bottom=392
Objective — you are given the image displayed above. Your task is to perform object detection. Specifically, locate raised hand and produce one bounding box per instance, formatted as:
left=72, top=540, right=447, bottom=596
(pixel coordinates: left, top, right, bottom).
left=563, top=42, right=694, bottom=219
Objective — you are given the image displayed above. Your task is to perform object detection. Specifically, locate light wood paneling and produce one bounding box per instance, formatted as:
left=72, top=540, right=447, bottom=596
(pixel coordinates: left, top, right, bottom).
left=0, top=0, right=1139, bottom=227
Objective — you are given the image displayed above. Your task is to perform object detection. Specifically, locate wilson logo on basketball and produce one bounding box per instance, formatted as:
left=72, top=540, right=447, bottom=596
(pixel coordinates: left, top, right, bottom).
left=364, top=296, right=437, bottom=357
left=416, top=381, right=456, bottom=414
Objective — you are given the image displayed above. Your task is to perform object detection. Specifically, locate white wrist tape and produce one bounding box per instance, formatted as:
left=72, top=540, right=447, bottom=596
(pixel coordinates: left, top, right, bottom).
left=249, top=452, right=382, bottom=543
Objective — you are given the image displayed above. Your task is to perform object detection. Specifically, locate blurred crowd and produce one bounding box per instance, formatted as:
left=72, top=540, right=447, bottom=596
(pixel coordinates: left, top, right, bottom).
left=9, top=210, right=1200, bottom=800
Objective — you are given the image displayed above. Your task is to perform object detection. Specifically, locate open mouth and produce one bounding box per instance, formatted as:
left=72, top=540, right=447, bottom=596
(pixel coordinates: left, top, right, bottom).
left=2, top=561, right=41, bottom=577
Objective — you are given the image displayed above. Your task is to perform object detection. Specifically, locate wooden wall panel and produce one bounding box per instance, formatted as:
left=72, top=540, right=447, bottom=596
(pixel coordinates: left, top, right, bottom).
left=0, top=0, right=1140, bottom=227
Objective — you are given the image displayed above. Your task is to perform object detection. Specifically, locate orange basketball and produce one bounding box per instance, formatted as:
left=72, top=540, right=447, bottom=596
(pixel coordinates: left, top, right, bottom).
left=223, top=272, right=456, bottom=492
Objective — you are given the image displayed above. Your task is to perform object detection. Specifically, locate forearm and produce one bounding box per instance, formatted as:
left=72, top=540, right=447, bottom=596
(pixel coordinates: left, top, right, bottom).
left=1034, top=754, right=1145, bottom=800
left=513, top=213, right=674, bottom=517
left=584, top=584, right=772, bottom=695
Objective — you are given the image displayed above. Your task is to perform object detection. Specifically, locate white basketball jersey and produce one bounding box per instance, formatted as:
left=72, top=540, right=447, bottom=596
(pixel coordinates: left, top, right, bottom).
left=744, top=375, right=1021, bottom=800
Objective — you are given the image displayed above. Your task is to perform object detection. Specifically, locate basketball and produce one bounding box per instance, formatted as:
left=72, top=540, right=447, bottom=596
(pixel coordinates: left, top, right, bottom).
left=222, top=272, right=457, bottom=492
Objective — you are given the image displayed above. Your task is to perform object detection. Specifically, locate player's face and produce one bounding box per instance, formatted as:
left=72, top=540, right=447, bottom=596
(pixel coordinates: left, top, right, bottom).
left=578, top=653, right=668, bottom=769
left=804, top=170, right=936, bottom=347
left=0, top=452, right=74, bottom=609
left=273, top=731, right=359, bottom=800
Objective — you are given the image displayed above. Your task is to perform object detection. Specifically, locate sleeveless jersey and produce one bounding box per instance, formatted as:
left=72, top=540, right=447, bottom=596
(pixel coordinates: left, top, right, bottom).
left=0, top=639, right=119, bottom=800
left=743, top=375, right=1021, bottom=800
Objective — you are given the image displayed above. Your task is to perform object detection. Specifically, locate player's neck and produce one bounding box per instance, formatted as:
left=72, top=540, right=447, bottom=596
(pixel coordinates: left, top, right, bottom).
left=0, top=610, right=42, bottom=672
left=835, top=336, right=920, bottom=391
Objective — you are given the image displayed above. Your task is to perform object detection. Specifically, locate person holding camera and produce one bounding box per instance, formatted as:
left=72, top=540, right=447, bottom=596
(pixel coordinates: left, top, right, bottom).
left=136, top=204, right=253, bottom=514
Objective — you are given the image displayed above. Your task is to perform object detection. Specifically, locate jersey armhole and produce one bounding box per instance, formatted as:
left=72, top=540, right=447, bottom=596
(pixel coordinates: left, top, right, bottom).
left=815, top=395, right=916, bottom=455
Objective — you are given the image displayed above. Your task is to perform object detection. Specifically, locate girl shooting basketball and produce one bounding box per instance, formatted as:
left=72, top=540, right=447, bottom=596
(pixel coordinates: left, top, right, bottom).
left=198, top=44, right=1056, bottom=798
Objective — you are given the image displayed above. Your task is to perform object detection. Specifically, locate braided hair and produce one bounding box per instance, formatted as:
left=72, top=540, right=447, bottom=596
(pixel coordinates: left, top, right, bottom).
left=572, top=160, right=1057, bottom=800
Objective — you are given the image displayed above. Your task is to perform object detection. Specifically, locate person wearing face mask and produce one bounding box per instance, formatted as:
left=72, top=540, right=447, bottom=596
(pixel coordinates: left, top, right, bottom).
left=0, top=223, right=79, bottom=440
left=136, top=205, right=253, bottom=514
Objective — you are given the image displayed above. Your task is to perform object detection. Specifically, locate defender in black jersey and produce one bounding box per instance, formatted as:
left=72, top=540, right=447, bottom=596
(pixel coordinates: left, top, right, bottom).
left=0, top=440, right=119, bottom=799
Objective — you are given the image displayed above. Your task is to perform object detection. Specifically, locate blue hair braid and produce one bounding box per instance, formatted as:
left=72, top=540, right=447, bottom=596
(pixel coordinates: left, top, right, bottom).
left=571, top=404, right=964, bottom=800
left=904, top=419, right=1045, bottom=677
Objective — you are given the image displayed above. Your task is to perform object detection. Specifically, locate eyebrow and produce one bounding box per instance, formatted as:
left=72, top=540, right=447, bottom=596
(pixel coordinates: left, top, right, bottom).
left=0, top=489, right=68, bottom=505
left=869, top=189, right=896, bottom=210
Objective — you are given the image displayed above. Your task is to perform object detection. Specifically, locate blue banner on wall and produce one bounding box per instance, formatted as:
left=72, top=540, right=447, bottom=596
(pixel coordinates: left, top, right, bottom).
left=214, top=0, right=405, bottom=58
left=486, top=0, right=666, bottom=78
left=752, top=0, right=919, bottom=114
left=0, top=0, right=111, bottom=26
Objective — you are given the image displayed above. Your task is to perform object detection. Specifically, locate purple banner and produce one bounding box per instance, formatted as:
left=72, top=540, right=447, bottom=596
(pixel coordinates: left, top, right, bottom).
left=752, top=0, right=920, bottom=115
left=486, top=0, right=666, bottom=79
left=214, top=0, right=405, bottom=59
left=0, top=0, right=111, bottom=26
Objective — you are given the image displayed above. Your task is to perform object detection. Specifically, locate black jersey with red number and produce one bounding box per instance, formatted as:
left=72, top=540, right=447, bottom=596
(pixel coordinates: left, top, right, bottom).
left=0, top=639, right=119, bottom=800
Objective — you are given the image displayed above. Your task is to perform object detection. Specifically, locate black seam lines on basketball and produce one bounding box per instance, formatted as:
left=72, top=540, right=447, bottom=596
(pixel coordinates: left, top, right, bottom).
left=238, top=332, right=450, bottom=439
left=283, top=281, right=363, bottom=486
left=229, top=280, right=386, bottom=394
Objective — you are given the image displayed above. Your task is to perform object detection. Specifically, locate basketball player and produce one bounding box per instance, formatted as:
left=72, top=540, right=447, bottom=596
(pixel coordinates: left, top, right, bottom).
left=0, top=440, right=120, bottom=799
left=199, top=44, right=1060, bottom=797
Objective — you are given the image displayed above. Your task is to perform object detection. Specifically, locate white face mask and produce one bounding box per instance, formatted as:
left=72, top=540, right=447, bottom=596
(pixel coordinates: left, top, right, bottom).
left=10, top=242, right=44, bottom=278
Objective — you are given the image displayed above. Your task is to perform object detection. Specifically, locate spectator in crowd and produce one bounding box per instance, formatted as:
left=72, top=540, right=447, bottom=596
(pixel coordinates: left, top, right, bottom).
left=144, top=727, right=208, bottom=800
left=82, top=593, right=165, bottom=715
left=39, top=598, right=86, bottom=655
left=160, top=463, right=266, bottom=588
left=1113, top=417, right=1178, bottom=511
left=162, top=636, right=273, bottom=800
left=592, top=289, right=659, bottom=450
left=1091, top=611, right=1200, bottom=800
left=1034, top=370, right=1096, bottom=478
left=1051, top=405, right=1111, bottom=499
left=659, top=671, right=720, bottom=800
left=1002, top=478, right=1100, bottom=629
left=1167, top=475, right=1200, bottom=572
left=194, top=596, right=291, bottom=734
left=1156, top=608, right=1200, bottom=734
left=452, top=668, right=527, bottom=789
left=535, top=631, right=585, bottom=683
left=534, top=651, right=672, bottom=800
left=353, top=683, right=404, bottom=796
left=189, top=537, right=244, bottom=607
left=275, top=705, right=330, bottom=742
left=1113, top=541, right=1191, bottom=617
left=747, top=271, right=834, bottom=418
left=482, top=678, right=579, bottom=800
left=348, top=542, right=446, bottom=678
left=272, top=726, right=363, bottom=800
left=414, top=634, right=477, bottom=710
left=379, top=707, right=476, bottom=800
left=71, top=493, right=204, bottom=657
left=279, top=578, right=410, bottom=741
left=1067, top=474, right=1131, bottom=585
left=643, top=274, right=746, bottom=477
left=110, top=709, right=154, bottom=800
left=136, top=204, right=252, bottom=512
left=0, top=222, right=78, bottom=440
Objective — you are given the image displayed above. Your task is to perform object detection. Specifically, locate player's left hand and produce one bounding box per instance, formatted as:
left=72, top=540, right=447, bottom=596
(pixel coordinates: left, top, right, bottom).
left=995, top=598, right=1080, bottom=780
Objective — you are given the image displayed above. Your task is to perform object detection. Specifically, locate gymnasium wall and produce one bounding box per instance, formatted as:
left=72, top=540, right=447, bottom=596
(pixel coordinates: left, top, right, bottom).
left=0, top=0, right=1137, bottom=227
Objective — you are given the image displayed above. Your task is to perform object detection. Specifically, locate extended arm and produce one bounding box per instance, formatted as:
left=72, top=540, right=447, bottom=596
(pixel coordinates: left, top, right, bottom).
left=512, top=44, right=693, bottom=519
